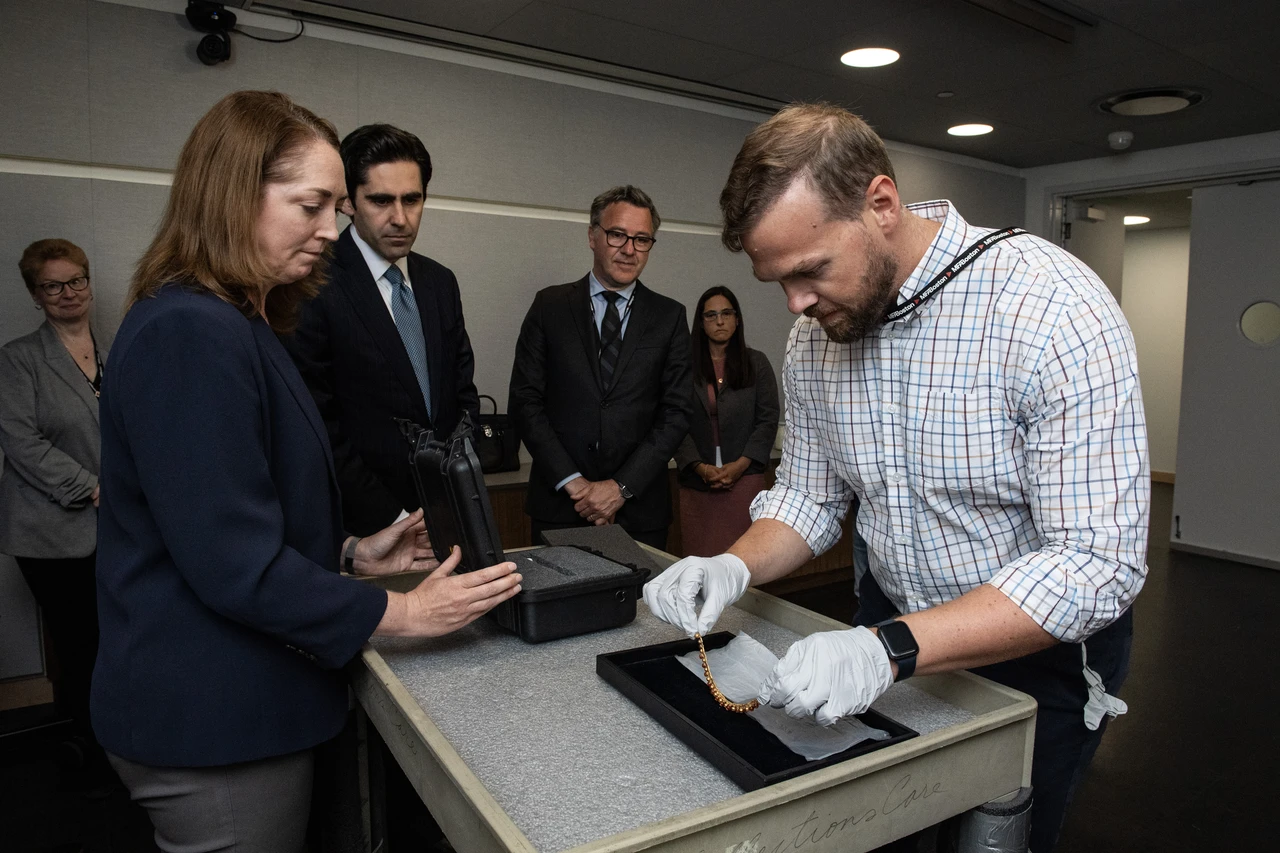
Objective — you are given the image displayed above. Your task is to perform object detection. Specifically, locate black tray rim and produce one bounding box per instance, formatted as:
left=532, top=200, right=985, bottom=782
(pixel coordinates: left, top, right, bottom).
left=597, top=631, right=918, bottom=791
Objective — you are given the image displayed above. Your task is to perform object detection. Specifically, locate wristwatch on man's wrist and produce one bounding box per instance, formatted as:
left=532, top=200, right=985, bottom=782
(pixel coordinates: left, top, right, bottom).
left=615, top=481, right=634, bottom=500
left=872, top=618, right=919, bottom=681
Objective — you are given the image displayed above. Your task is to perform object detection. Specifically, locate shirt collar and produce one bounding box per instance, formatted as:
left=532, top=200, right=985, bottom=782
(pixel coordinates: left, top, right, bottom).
left=892, top=200, right=974, bottom=309
left=349, top=225, right=409, bottom=285
left=588, top=271, right=636, bottom=304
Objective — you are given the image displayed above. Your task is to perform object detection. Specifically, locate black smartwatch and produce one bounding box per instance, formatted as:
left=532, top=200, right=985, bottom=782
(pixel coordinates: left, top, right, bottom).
left=616, top=481, right=634, bottom=500
left=873, top=619, right=919, bottom=681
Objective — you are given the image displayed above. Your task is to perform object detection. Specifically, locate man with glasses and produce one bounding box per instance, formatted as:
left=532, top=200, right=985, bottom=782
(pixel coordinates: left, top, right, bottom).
left=509, top=186, right=694, bottom=549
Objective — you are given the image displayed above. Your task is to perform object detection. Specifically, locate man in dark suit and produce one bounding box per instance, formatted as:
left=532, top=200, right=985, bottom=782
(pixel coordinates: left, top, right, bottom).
left=509, top=186, right=694, bottom=550
left=286, top=124, right=479, bottom=536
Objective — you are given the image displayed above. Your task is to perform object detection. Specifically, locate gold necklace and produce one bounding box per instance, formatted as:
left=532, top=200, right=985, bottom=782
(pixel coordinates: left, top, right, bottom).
left=695, top=633, right=760, bottom=713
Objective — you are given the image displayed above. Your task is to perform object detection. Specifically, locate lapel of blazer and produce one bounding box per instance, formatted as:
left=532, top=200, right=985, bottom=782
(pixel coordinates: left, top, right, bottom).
left=605, top=280, right=653, bottom=395
left=251, top=318, right=339, bottom=488
left=407, top=252, right=443, bottom=421
left=569, top=276, right=603, bottom=393
left=334, top=228, right=430, bottom=417
left=38, top=323, right=99, bottom=423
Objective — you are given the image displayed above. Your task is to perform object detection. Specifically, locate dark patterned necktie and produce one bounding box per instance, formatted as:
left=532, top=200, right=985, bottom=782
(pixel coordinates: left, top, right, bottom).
left=598, top=290, right=623, bottom=390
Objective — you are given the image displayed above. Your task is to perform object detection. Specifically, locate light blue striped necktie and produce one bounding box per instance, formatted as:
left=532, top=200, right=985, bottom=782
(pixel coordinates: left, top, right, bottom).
left=385, top=264, right=432, bottom=418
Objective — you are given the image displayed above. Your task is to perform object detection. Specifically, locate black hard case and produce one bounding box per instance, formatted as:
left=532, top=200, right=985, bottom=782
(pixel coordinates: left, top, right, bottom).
left=597, top=632, right=917, bottom=790
left=402, top=420, right=649, bottom=643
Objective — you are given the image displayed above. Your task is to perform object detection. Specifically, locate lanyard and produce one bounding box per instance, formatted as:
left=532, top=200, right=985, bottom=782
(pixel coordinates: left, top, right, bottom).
left=882, top=226, right=1027, bottom=323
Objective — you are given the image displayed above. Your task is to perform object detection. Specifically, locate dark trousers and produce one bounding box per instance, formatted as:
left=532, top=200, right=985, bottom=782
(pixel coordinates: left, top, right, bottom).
left=855, top=571, right=1132, bottom=853
left=16, top=553, right=100, bottom=741
left=530, top=519, right=668, bottom=551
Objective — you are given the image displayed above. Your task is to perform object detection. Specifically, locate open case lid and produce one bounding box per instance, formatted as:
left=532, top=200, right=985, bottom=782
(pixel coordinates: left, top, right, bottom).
left=400, top=418, right=506, bottom=573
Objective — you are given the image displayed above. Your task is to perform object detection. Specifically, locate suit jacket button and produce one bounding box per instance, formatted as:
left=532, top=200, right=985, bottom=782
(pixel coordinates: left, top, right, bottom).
left=601, top=401, right=610, bottom=409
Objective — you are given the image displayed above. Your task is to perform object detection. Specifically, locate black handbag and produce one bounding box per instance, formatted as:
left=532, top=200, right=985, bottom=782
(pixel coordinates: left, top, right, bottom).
left=473, top=394, right=520, bottom=474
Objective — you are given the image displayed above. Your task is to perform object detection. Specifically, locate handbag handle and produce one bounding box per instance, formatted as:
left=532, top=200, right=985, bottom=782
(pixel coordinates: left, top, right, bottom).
left=478, top=394, right=499, bottom=415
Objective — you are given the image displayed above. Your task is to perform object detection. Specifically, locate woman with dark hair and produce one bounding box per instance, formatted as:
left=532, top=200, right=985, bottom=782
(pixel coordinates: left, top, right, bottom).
left=675, top=286, right=780, bottom=556
left=93, top=90, right=521, bottom=851
left=0, top=238, right=111, bottom=790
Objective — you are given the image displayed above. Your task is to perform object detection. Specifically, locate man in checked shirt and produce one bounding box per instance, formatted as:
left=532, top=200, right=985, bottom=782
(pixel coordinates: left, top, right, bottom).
left=644, top=104, right=1147, bottom=853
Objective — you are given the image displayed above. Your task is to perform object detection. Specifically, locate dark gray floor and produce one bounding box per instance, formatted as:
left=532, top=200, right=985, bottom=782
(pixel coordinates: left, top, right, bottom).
left=777, top=483, right=1279, bottom=853
left=3, top=483, right=1275, bottom=851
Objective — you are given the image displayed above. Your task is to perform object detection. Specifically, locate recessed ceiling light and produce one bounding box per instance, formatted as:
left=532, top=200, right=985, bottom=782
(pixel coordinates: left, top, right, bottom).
left=841, top=48, right=899, bottom=68
left=947, top=123, right=993, bottom=136
left=1098, top=88, right=1206, bottom=116
left=1124, top=215, right=1150, bottom=226
left=936, top=91, right=955, bottom=99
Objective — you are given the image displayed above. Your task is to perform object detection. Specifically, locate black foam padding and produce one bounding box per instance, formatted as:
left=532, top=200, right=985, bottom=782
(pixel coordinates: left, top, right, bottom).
left=538, top=525, right=664, bottom=575
left=510, top=546, right=635, bottom=592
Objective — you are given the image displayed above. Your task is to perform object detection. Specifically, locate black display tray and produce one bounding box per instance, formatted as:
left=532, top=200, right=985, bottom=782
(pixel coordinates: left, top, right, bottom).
left=597, top=632, right=917, bottom=790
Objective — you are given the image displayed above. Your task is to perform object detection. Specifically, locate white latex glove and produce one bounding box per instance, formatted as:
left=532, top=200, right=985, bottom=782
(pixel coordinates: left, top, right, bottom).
left=642, top=553, right=751, bottom=636
left=758, top=626, right=895, bottom=726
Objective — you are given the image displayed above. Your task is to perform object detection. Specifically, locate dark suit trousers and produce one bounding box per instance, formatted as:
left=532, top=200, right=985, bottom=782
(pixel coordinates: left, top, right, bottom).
left=16, top=553, right=100, bottom=741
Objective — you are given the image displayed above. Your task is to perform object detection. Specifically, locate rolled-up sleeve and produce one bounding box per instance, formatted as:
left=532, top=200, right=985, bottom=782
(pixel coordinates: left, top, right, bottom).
left=987, top=292, right=1150, bottom=642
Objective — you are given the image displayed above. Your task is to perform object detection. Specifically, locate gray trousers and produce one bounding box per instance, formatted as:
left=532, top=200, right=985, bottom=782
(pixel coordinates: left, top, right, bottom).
left=108, top=749, right=314, bottom=853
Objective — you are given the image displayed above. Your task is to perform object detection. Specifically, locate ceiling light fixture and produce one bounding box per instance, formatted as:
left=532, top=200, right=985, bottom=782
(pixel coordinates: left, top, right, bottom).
left=841, top=48, right=899, bottom=67
left=947, top=123, right=993, bottom=136
left=1123, top=216, right=1150, bottom=226
left=1098, top=88, right=1206, bottom=117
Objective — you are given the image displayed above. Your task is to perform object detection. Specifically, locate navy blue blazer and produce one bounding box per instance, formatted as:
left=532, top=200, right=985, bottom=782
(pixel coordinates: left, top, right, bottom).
left=92, top=285, right=388, bottom=767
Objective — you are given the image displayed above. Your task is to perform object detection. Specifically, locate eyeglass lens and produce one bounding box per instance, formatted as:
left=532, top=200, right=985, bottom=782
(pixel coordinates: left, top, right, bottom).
left=603, top=229, right=655, bottom=251
left=702, top=309, right=737, bottom=321
left=39, top=276, right=89, bottom=296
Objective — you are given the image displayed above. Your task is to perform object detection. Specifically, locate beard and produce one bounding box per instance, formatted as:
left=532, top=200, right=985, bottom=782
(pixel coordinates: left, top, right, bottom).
left=807, top=246, right=899, bottom=343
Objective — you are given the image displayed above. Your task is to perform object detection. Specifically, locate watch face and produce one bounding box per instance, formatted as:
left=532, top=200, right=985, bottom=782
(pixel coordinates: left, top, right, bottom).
left=878, top=620, right=919, bottom=659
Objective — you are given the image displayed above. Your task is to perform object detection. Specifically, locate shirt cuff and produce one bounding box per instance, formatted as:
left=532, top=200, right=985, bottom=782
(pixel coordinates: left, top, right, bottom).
left=555, top=473, right=583, bottom=492
left=749, top=484, right=847, bottom=558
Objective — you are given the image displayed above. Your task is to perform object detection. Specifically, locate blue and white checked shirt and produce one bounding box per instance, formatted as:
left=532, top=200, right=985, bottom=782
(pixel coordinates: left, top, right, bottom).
left=751, top=201, right=1149, bottom=643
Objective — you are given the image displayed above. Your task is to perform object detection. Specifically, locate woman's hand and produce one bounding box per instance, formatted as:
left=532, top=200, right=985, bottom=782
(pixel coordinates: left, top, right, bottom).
left=375, top=547, right=523, bottom=637
left=349, top=509, right=439, bottom=576
left=701, top=458, right=751, bottom=490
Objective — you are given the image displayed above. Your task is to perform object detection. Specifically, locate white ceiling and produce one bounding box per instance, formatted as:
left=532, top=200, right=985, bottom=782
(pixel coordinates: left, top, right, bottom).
left=266, top=0, right=1280, bottom=168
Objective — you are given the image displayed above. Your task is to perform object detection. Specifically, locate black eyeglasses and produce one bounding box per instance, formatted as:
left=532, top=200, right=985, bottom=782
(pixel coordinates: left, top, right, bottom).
left=599, top=227, right=656, bottom=252
left=38, top=276, right=90, bottom=297
left=701, top=308, right=737, bottom=322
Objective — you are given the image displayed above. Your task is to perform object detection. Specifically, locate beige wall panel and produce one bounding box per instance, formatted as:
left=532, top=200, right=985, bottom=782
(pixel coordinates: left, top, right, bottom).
left=86, top=2, right=361, bottom=171
left=0, top=0, right=91, bottom=163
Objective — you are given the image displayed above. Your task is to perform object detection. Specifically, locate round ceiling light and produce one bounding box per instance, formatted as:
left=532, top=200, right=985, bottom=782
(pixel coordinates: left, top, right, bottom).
left=841, top=48, right=899, bottom=67
left=1123, top=215, right=1150, bottom=226
left=1098, top=88, right=1206, bottom=117
left=947, top=123, right=993, bottom=136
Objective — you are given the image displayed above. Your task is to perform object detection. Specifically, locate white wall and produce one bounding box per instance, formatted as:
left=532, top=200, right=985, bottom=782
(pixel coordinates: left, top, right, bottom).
left=1063, top=204, right=1125, bottom=302
left=0, top=0, right=1027, bottom=685
left=1121, top=228, right=1189, bottom=476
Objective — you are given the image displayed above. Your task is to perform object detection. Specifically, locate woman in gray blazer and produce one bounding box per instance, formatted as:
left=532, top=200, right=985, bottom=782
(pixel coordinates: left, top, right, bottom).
left=0, top=238, right=106, bottom=779
left=675, top=286, right=780, bottom=556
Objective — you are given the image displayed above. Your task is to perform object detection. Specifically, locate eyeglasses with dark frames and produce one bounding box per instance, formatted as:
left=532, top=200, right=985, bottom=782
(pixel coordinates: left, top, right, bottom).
left=701, top=308, right=737, bottom=322
left=599, top=227, right=656, bottom=252
left=37, top=275, right=90, bottom=297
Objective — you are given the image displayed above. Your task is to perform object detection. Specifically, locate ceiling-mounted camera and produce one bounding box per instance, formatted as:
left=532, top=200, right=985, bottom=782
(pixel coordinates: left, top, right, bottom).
left=186, top=1, right=236, bottom=66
